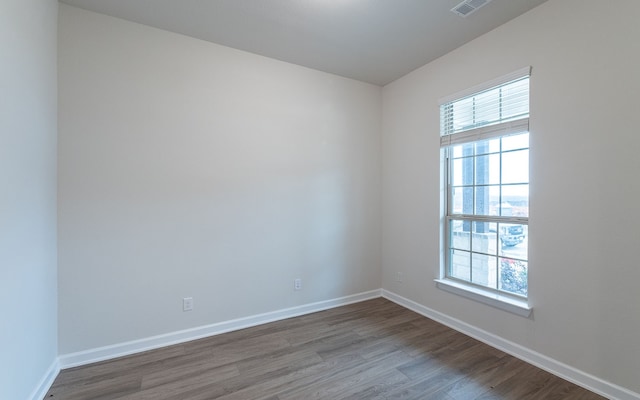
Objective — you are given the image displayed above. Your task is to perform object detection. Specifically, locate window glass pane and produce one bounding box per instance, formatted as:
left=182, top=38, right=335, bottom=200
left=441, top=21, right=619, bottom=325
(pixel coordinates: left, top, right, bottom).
left=451, top=158, right=462, bottom=186
left=474, top=138, right=500, bottom=156
left=502, top=149, right=529, bottom=184
left=450, top=249, right=471, bottom=281
left=499, top=258, right=528, bottom=296
left=463, top=157, right=474, bottom=185
left=452, top=144, right=463, bottom=158
left=501, top=185, right=528, bottom=217
left=451, top=187, right=461, bottom=214
left=498, top=224, right=528, bottom=259
left=488, top=185, right=500, bottom=215
left=475, top=153, right=500, bottom=185
left=474, top=186, right=493, bottom=216
left=450, top=220, right=469, bottom=251
left=472, top=253, right=497, bottom=288
left=451, top=158, right=473, bottom=186
left=461, top=143, right=474, bottom=158
left=472, top=221, right=497, bottom=255
left=451, top=186, right=473, bottom=215
left=502, top=132, right=529, bottom=151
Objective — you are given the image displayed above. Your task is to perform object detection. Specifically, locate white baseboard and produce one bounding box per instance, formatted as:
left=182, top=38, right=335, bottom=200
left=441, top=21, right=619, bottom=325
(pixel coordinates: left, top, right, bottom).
left=382, top=289, right=640, bottom=400
left=58, top=289, right=382, bottom=369
left=28, top=358, right=60, bottom=400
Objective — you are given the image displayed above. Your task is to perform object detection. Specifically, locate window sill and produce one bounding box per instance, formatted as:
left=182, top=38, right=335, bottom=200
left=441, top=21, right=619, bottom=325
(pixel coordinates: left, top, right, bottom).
left=435, top=279, right=532, bottom=318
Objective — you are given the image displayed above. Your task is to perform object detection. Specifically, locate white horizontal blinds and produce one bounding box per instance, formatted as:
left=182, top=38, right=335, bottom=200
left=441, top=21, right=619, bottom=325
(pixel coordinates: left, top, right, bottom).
left=440, top=69, right=530, bottom=147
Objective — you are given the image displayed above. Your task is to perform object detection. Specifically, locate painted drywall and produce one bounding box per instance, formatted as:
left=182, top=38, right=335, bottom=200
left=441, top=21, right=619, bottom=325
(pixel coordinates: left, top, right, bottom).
left=58, top=4, right=382, bottom=354
left=0, top=0, right=59, bottom=399
left=382, top=0, right=640, bottom=394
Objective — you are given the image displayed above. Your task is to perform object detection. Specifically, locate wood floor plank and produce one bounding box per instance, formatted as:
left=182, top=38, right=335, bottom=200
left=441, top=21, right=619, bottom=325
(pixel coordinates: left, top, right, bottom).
left=46, top=299, right=606, bottom=400
left=115, top=363, right=239, bottom=400
left=430, top=353, right=522, bottom=399
left=47, top=372, right=142, bottom=400
left=276, top=350, right=413, bottom=400
left=140, top=361, right=239, bottom=391
left=211, top=353, right=366, bottom=400
left=339, top=368, right=411, bottom=400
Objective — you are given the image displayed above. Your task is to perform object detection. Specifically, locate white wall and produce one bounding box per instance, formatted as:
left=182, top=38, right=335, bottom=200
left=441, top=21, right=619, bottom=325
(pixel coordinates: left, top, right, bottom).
left=58, top=4, right=382, bottom=354
left=0, top=0, right=59, bottom=399
left=382, top=0, right=640, bottom=395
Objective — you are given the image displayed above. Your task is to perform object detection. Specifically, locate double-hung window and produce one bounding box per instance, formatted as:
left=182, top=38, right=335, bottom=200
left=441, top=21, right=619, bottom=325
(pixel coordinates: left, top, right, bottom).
left=438, top=68, right=531, bottom=315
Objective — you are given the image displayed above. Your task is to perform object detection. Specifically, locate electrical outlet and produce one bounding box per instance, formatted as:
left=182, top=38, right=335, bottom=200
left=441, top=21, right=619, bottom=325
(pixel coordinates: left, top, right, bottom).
left=396, top=272, right=403, bottom=283
left=294, top=278, right=302, bottom=291
left=183, top=297, right=194, bottom=311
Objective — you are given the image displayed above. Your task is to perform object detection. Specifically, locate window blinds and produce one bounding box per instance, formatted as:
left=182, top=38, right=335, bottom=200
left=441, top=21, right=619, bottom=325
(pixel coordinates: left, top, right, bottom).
left=440, top=67, right=530, bottom=147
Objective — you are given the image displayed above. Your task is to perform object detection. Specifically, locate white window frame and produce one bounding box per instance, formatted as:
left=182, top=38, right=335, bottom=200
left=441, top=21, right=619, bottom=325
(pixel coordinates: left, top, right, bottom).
left=436, top=67, right=532, bottom=317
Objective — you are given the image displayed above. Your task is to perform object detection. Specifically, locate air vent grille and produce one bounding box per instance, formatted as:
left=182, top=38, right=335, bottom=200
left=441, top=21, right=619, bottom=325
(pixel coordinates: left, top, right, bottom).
left=468, top=0, right=489, bottom=8
left=451, top=0, right=492, bottom=17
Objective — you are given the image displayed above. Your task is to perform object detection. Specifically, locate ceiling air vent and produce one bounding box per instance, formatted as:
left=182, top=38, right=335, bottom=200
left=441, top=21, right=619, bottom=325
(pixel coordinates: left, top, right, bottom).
left=451, top=0, right=493, bottom=17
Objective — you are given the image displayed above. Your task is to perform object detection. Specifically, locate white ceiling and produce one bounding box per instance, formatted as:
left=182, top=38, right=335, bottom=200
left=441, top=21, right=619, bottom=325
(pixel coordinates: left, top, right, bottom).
left=59, top=0, right=547, bottom=86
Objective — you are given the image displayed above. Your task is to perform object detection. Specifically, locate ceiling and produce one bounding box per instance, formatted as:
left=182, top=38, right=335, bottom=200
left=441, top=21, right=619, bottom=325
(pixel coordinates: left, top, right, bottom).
left=59, top=0, right=547, bottom=86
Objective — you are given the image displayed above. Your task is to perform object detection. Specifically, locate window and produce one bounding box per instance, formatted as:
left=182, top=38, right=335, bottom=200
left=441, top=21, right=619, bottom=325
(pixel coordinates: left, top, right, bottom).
left=438, top=68, right=531, bottom=314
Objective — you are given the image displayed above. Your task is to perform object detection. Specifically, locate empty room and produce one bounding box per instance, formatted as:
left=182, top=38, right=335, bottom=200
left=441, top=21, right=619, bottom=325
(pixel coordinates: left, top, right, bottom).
left=2, top=0, right=639, bottom=399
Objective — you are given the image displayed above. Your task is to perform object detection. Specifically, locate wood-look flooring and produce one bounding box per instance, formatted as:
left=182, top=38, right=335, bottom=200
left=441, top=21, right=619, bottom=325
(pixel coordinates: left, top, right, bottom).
left=46, top=298, right=605, bottom=400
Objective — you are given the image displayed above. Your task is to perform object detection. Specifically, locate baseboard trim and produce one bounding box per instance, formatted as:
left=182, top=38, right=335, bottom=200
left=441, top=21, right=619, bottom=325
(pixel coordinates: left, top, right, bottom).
left=59, top=289, right=382, bottom=369
left=28, top=357, right=60, bottom=400
left=382, top=289, right=640, bottom=400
